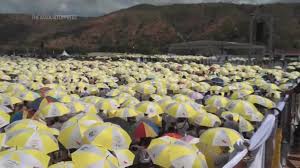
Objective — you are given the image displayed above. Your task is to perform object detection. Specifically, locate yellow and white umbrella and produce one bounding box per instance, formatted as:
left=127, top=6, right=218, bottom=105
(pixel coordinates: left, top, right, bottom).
left=0, top=111, right=10, bottom=128
left=83, top=123, right=132, bottom=150
left=5, top=128, right=59, bottom=154
left=205, top=95, right=229, bottom=113
left=165, top=102, right=198, bottom=118
left=147, top=137, right=208, bottom=168
left=226, top=100, right=264, bottom=122
left=17, top=90, right=40, bottom=101
left=0, top=149, right=50, bottom=168
left=221, top=112, right=254, bottom=132
left=121, top=97, right=140, bottom=108
left=246, top=95, right=275, bottom=109
left=0, top=105, right=12, bottom=113
left=97, top=98, right=120, bottom=111
left=199, top=127, right=244, bottom=147
left=113, top=149, right=135, bottom=168
left=190, top=112, right=221, bottom=128
left=230, top=89, right=253, bottom=100
left=5, top=119, right=59, bottom=135
left=0, top=94, right=22, bottom=106
left=81, top=96, right=103, bottom=104
left=135, top=84, right=156, bottom=95
left=67, top=101, right=85, bottom=113
left=111, top=108, right=138, bottom=118
left=58, top=113, right=103, bottom=149
left=172, top=94, right=192, bottom=102
left=38, top=102, right=70, bottom=118
left=71, top=144, right=119, bottom=168
left=135, top=101, right=163, bottom=117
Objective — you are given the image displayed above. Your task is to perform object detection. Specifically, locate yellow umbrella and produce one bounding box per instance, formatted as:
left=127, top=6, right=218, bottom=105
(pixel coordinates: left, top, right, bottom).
left=83, top=123, right=132, bottom=150
left=106, top=89, right=121, bottom=97
left=5, top=128, right=59, bottom=154
left=17, top=90, right=40, bottom=101
left=230, top=89, right=253, bottom=100
left=135, top=101, right=163, bottom=117
left=97, top=98, right=120, bottom=111
left=81, top=96, right=103, bottom=104
left=147, top=137, right=208, bottom=168
left=5, top=119, right=59, bottom=135
left=165, top=102, right=198, bottom=118
left=71, top=144, right=119, bottom=168
left=199, top=127, right=243, bottom=147
left=221, top=112, right=254, bottom=132
left=0, top=110, right=10, bottom=128
left=38, top=102, right=70, bottom=118
left=246, top=95, right=275, bottom=109
left=58, top=113, right=103, bottom=149
left=226, top=100, right=264, bottom=122
left=172, top=94, right=192, bottom=102
left=190, top=112, right=221, bottom=127
left=60, top=94, right=80, bottom=103
left=46, top=89, right=67, bottom=99
left=135, top=83, right=156, bottom=95
left=49, top=161, right=75, bottom=168
left=157, top=97, right=175, bottom=110
left=67, top=101, right=85, bottom=113
left=120, top=97, right=140, bottom=108
left=0, top=94, right=22, bottom=106
left=5, top=83, right=27, bottom=94
left=112, top=107, right=138, bottom=118
left=114, top=149, right=135, bottom=168
left=0, top=149, right=50, bottom=168
left=205, top=95, right=229, bottom=113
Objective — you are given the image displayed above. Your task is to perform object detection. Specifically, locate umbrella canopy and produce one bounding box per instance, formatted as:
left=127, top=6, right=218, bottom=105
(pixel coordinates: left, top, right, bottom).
left=17, top=90, right=40, bottom=101
left=134, top=120, right=160, bottom=140
left=111, top=107, right=138, bottom=118
left=246, top=95, right=275, bottom=109
left=29, top=96, right=59, bottom=111
left=221, top=112, right=254, bottom=132
left=226, top=100, right=264, bottom=122
left=97, top=98, right=120, bottom=111
left=38, top=102, right=70, bottom=118
left=71, top=144, right=119, bottom=168
left=135, top=101, right=163, bottom=117
left=113, top=149, right=135, bottom=168
left=165, top=102, right=198, bottom=118
left=83, top=123, right=132, bottom=150
left=5, top=128, right=59, bottom=154
left=147, top=136, right=207, bottom=168
left=199, top=127, right=243, bottom=147
left=5, top=119, right=59, bottom=135
left=0, top=149, right=50, bottom=168
left=190, top=113, right=221, bottom=128
left=230, top=89, right=253, bottom=100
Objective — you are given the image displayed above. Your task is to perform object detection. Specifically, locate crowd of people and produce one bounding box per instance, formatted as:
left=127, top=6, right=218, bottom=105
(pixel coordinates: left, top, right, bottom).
left=0, top=55, right=298, bottom=168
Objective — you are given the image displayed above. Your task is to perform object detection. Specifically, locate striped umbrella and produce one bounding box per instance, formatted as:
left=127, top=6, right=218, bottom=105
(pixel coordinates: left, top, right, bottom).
left=5, top=128, right=59, bottom=154
left=134, top=120, right=160, bottom=140
left=83, top=123, right=132, bottom=150
left=71, top=144, right=119, bottom=168
left=0, top=149, right=50, bottom=168
left=38, top=102, right=70, bottom=118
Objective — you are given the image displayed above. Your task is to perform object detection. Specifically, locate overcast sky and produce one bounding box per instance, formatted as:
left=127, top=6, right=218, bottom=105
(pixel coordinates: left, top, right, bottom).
left=0, top=0, right=298, bottom=16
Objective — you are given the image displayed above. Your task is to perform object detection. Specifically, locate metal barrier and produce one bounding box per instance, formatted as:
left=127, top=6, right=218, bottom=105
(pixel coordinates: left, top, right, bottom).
left=223, top=90, right=299, bottom=168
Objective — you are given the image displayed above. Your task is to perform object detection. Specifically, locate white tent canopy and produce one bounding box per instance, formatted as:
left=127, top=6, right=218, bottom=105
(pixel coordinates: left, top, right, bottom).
left=61, top=50, right=70, bottom=56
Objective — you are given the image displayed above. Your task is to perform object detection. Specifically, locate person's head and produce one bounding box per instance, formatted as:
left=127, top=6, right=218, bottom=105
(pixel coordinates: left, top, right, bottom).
left=220, top=146, right=230, bottom=153
left=127, top=117, right=136, bottom=123
left=84, top=87, right=87, bottom=91
left=226, top=115, right=234, bottom=121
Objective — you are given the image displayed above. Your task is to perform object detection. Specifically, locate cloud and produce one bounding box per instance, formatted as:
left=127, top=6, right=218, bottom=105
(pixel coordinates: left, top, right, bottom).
left=0, top=0, right=297, bottom=16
